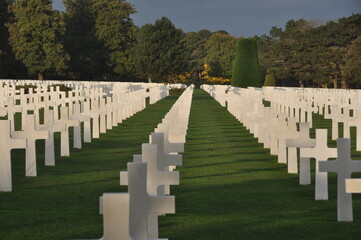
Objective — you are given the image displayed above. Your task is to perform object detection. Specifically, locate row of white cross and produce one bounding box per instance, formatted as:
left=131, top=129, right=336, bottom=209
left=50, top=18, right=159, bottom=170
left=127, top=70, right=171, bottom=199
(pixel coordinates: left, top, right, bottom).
left=202, top=84, right=361, bottom=222
left=0, top=80, right=173, bottom=192
left=95, top=85, right=194, bottom=240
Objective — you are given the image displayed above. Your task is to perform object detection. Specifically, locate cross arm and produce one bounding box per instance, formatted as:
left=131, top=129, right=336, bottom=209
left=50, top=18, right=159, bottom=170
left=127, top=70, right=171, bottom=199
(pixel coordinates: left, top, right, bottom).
left=10, top=138, right=27, bottom=149
left=319, top=160, right=338, bottom=173
left=148, top=195, right=175, bottom=215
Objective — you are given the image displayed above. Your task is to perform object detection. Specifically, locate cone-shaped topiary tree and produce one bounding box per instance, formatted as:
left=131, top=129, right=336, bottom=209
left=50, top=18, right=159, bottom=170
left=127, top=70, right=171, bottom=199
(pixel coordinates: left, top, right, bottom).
left=231, top=38, right=261, bottom=88
left=263, top=71, right=276, bottom=86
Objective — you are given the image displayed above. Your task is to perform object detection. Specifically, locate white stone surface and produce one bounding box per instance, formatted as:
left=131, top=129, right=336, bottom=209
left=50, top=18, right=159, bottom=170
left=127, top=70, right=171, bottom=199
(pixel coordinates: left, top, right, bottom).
left=319, top=138, right=361, bottom=222
left=300, top=129, right=337, bottom=200
left=128, top=162, right=174, bottom=239
left=349, top=108, right=361, bottom=151
left=36, top=109, right=66, bottom=166
left=286, top=123, right=316, bottom=182
left=0, top=120, right=26, bottom=192
left=56, top=106, right=79, bottom=157
left=12, top=114, right=48, bottom=177
left=346, top=179, right=361, bottom=193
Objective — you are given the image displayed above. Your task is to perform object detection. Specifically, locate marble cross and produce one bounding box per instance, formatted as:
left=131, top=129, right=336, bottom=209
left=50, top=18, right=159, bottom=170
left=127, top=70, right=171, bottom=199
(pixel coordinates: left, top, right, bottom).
left=36, top=109, right=66, bottom=166
left=6, top=97, right=22, bottom=132
left=286, top=122, right=316, bottom=185
left=56, top=106, right=79, bottom=157
left=70, top=101, right=90, bottom=149
left=349, top=108, right=361, bottom=151
left=319, top=138, right=361, bottom=222
left=0, top=120, right=27, bottom=191
left=12, top=114, right=49, bottom=177
left=150, top=132, right=182, bottom=195
left=300, top=129, right=337, bottom=200
left=128, top=162, right=175, bottom=239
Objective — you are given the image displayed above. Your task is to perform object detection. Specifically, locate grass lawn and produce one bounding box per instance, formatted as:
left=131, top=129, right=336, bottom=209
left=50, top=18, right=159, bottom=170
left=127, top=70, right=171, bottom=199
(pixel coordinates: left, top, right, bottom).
left=159, top=89, right=361, bottom=240
left=0, top=95, right=179, bottom=240
left=1, top=89, right=361, bottom=239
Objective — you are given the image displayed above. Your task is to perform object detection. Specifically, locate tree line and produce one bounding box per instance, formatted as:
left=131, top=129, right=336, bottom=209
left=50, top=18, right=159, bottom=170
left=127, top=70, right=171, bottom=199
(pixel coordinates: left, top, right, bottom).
left=257, top=15, right=361, bottom=88
left=0, top=0, right=360, bottom=88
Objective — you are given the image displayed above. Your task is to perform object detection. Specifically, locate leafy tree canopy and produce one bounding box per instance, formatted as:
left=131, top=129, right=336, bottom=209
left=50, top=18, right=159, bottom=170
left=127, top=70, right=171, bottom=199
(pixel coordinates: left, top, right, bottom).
left=7, top=0, right=69, bottom=79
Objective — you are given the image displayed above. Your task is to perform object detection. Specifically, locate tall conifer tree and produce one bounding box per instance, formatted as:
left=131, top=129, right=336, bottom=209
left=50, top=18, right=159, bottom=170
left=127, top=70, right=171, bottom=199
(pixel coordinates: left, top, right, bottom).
left=231, top=38, right=261, bottom=88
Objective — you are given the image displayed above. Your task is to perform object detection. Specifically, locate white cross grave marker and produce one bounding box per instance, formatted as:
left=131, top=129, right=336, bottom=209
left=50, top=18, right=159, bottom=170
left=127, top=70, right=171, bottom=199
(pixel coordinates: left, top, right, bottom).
left=149, top=132, right=182, bottom=195
left=0, top=120, right=26, bottom=192
left=286, top=122, right=316, bottom=185
left=6, top=97, right=22, bottom=132
left=12, top=114, right=49, bottom=177
left=36, top=109, right=66, bottom=166
left=90, top=98, right=101, bottom=139
left=349, top=108, right=361, bottom=151
left=319, top=138, right=361, bottom=222
left=300, top=129, right=337, bottom=200
left=56, top=106, right=79, bottom=157
left=70, top=101, right=90, bottom=149
left=128, top=162, right=175, bottom=239
left=81, top=100, right=92, bottom=143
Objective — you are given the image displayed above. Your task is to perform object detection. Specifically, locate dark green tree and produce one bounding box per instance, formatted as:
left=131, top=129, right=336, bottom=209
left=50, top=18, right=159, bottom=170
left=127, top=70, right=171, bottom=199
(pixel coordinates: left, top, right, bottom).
left=205, top=32, right=238, bottom=78
left=345, top=36, right=361, bottom=88
left=0, top=0, right=26, bottom=78
left=90, top=0, right=136, bottom=79
left=63, top=0, right=106, bottom=80
left=135, top=17, right=189, bottom=83
left=6, top=0, right=69, bottom=79
left=183, top=29, right=212, bottom=81
left=231, top=38, right=262, bottom=88
left=134, top=24, right=155, bottom=82
left=257, top=15, right=361, bottom=88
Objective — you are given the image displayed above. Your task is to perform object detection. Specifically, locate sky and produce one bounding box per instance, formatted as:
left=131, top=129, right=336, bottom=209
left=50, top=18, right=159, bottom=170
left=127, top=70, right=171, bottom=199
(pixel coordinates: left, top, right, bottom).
left=52, top=0, right=361, bottom=37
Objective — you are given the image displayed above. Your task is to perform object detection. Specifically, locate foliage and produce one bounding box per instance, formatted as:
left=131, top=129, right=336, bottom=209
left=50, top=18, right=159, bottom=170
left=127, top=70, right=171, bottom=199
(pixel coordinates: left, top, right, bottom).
left=201, top=64, right=230, bottom=85
left=90, top=0, right=136, bottom=79
left=344, top=36, right=361, bottom=88
left=63, top=0, right=106, bottom=80
left=183, top=30, right=212, bottom=81
left=135, top=17, right=190, bottom=83
left=231, top=38, right=262, bottom=88
left=205, top=32, right=239, bottom=78
left=6, top=0, right=69, bottom=79
left=63, top=0, right=136, bottom=80
left=1, top=1, right=360, bottom=86
left=263, top=72, right=276, bottom=86
left=257, top=14, right=361, bottom=88
left=0, top=0, right=26, bottom=78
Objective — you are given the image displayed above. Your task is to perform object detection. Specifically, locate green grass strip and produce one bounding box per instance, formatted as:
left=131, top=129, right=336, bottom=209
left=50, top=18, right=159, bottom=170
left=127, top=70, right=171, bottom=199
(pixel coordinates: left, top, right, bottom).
left=159, top=89, right=361, bottom=240
left=0, top=95, right=179, bottom=240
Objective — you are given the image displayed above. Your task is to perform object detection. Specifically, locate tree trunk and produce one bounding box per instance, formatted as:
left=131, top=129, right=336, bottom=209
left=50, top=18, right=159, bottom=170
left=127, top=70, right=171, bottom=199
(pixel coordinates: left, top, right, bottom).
left=197, top=70, right=202, bottom=81
left=341, top=79, right=347, bottom=89
left=37, top=72, right=43, bottom=80
left=332, top=79, right=337, bottom=89
left=299, top=80, right=304, bottom=88
left=148, top=76, right=152, bottom=83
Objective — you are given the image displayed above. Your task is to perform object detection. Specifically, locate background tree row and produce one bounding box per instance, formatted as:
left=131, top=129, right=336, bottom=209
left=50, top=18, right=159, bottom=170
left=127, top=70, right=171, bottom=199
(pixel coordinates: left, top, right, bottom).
left=256, top=14, right=361, bottom=88
left=0, top=0, right=359, bottom=88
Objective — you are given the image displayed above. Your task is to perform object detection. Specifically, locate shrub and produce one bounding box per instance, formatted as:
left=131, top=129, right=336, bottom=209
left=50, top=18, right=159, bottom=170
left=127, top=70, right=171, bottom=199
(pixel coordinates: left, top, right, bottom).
left=263, top=72, right=276, bottom=86
left=231, top=38, right=261, bottom=88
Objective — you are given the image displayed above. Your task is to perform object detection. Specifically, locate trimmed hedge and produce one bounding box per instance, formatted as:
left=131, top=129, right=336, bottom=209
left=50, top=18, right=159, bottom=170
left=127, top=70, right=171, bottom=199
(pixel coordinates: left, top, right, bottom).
left=231, top=38, right=261, bottom=88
